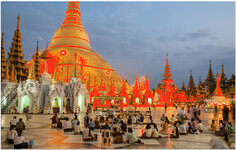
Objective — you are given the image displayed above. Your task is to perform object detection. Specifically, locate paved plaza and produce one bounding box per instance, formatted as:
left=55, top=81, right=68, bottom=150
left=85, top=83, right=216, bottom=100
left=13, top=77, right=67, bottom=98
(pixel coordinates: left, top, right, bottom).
left=1, top=107, right=235, bottom=149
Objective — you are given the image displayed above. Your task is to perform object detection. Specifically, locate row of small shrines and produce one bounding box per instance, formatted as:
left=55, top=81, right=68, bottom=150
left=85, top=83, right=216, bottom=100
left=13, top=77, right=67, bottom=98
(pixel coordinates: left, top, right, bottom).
left=1, top=65, right=90, bottom=114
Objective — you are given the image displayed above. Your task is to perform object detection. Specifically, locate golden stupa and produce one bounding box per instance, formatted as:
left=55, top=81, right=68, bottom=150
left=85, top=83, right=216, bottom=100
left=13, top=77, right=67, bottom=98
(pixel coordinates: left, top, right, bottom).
left=28, top=1, right=130, bottom=93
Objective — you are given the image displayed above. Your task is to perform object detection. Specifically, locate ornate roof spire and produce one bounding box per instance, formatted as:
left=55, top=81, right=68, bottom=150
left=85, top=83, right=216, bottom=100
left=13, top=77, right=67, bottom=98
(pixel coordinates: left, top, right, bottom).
left=52, top=64, right=58, bottom=84
left=1, top=32, right=7, bottom=79
left=28, top=53, right=36, bottom=80
left=5, top=60, right=9, bottom=80
left=11, top=64, right=15, bottom=82
left=17, top=14, right=20, bottom=30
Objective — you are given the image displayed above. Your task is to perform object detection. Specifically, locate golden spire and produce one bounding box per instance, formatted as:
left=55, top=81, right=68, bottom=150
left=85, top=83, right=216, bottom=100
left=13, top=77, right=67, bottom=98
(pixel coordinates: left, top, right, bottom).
left=17, top=14, right=20, bottom=30
left=216, top=69, right=219, bottom=78
left=5, top=60, right=9, bottom=80
left=1, top=32, right=4, bottom=48
left=52, top=64, right=58, bottom=84
left=28, top=53, right=36, bottom=80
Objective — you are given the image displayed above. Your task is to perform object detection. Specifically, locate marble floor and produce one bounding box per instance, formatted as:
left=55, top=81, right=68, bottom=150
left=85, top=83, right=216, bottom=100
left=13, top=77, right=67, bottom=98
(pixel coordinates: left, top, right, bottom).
left=1, top=107, right=235, bottom=149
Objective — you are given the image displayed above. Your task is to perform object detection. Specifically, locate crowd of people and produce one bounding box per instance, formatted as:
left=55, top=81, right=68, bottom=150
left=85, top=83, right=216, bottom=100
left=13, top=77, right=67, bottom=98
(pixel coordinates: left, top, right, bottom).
left=6, top=116, right=29, bottom=149
left=4, top=102, right=235, bottom=149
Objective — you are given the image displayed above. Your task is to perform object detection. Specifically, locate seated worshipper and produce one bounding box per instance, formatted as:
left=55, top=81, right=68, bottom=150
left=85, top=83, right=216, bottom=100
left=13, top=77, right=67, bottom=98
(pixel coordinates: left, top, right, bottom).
left=191, top=118, right=197, bottom=131
left=57, top=119, right=63, bottom=129
left=125, top=128, right=144, bottom=144
left=170, top=115, right=175, bottom=124
left=16, top=118, right=25, bottom=134
left=100, top=115, right=105, bottom=123
left=10, top=116, right=17, bottom=128
left=6, top=126, right=17, bottom=144
left=152, top=124, right=159, bottom=138
left=218, top=120, right=223, bottom=130
left=59, top=112, right=67, bottom=120
left=197, top=120, right=204, bottom=132
left=208, top=120, right=217, bottom=132
left=94, top=117, right=101, bottom=129
left=175, top=114, right=182, bottom=123
left=127, top=116, right=132, bottom=126
left=74, top=121, right=82, bottom=135
left=89, top=119, right=95, bottom=131
left=120, top=120, right=127, bottom=133
left=187, top=122, right=195, bottom=134
left=111, top=121, right=121, bottom=133
left=227, top=122, right=235, bottom=133
left=14, top=132, right=28, bottom=149
left=141, top=123, right=152, bottom=138
left=101, top=122, right=111, bottom=130
left=132, top=115, right=137, bottom=124
left=160, top=121, right=169, bottom=133
left=82, top=125, right=96, bottom=141
left=63, top=118, right=73, bottom=132
left=71, top=117, right=78, bottom=129
left=179, top=122, right=187, bottom=135
left=112, top=127, right=123, bottom=143
left=161, top=114, right=166, bottom=122
left=170, top=122, right=180, bottom=138
left=117, top=115, right=121, bottom=124
left=138, top=114, right=144, bottom=124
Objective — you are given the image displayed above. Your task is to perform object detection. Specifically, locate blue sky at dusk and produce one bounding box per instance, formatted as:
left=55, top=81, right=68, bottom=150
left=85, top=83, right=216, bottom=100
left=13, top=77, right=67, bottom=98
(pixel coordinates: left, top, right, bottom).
left=1, top=1, right=235, bottom=89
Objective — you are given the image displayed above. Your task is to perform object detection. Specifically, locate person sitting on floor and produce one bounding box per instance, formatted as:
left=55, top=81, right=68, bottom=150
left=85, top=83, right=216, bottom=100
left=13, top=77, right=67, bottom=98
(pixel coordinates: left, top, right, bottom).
left=94, top=117, right=100, bottom=129
left=138, top=114, right=144, bottom=124
left=141, top=123, right=152, bottom=138
left=175, top=114, right=182, bottom=123
left=179, top=122, right=187, bottom=135
left=197, top=120, right=204, bottom=132
left=227, top=122, right=235, bottom=133
left=112, top=127, right=123, bottom=143
left=191, top=118, right=197, bottom=131
left=170, top=114, right=175, bottom=124
left=117, top=115, right=121, bottom=124
left=111, top=121, right=121, bottom=133
left=10, top=116, right=17, bottom=128
left=170, top=122, right=180, bottom=138
left=120, top=120, right=127, bottom=134
left=187, top=122, right=195, bottom=134
left=63, top=118, right=73, bottom=132
left=132, top=115, right=137, bottom=124
left=125, top=128, right=144, bottom=144
left=71, top=116, right=78, bottom=129
left=82, top=125, right=96, bottom=141
left=160, top=121, right=168, bottom=133
left=161, top=114, right=166, bottom=122
left=127, top=116, right=132, bottom=126
left=13, top=132, right=28, bottom=149
left=99, top=115, right=105, bottom=123
left=101, top=121, right=111, bottom=130
left=218, top=120, right=223, bottom=130
left=208, top=120, right=217, bottom=132
left=6, top=126, right=17, bottom=144
left=89, top=119, right=95, bottom=131
left=57, top=119, right=63, bottom=129
left=16, top=118, right=25, bottom=134
left=74, top=121, right=82, bottom=135
left=152, top=124, right=159, bottom=138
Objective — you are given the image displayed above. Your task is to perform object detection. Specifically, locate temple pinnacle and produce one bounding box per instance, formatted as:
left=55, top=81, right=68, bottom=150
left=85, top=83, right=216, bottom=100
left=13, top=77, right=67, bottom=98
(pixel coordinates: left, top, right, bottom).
left=52, top=64, right=58, bottom=84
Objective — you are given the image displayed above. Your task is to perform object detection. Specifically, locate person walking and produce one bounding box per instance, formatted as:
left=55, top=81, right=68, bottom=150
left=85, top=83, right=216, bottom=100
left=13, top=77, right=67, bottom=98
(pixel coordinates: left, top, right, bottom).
left=165, top=103, right=167, bottom=112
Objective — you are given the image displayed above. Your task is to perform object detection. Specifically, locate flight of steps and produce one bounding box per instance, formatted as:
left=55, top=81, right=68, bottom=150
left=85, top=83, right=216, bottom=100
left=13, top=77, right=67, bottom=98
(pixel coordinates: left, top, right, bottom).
left=1, top=92, right=18, bottom=114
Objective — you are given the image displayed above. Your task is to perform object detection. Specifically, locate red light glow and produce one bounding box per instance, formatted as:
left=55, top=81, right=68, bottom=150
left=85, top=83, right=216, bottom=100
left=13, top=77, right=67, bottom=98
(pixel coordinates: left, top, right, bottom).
left=60, top=50, right=67, bottom=56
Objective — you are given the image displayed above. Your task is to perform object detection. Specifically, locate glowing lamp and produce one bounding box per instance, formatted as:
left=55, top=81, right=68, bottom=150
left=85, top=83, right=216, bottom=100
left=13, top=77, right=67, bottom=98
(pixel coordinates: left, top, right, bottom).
left=60, top=50, right=67, bottom=56
left=106, top=71, right=110, bottom=75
